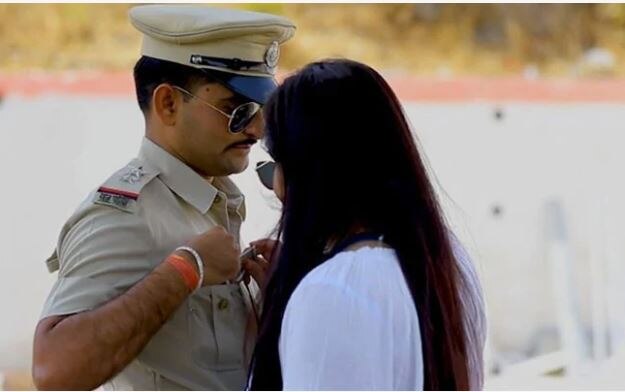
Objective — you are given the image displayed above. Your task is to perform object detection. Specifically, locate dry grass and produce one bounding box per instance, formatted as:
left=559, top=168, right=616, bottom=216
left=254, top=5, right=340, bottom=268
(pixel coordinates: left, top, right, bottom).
left=1, top=4, right=625, bottom=75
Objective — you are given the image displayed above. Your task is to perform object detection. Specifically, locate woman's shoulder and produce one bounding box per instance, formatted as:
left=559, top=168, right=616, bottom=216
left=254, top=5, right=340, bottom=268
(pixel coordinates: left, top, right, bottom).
left=289, top=247, right=406, bottom=308
left=303, top=246, right=398, bottom=284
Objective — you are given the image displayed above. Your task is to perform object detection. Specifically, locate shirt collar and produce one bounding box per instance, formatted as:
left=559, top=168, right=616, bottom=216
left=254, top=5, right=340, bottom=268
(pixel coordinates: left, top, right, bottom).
left=138, top=137, right=242, bottom=215
left=214, top=176, right=246, bottom=219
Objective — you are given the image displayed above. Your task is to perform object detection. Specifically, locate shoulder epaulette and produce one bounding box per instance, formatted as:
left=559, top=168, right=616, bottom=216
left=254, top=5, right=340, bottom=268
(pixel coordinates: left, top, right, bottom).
left=93, top=158, right=159, bottom=213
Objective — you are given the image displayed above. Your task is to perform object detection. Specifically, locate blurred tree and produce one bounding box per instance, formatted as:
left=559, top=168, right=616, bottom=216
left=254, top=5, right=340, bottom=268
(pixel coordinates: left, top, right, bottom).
left=0, top=4, right=623, bottom=77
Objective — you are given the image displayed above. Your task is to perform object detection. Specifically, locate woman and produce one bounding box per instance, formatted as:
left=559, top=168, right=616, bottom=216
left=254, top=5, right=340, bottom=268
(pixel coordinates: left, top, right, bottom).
left=246, top=59, right=486, bottom=390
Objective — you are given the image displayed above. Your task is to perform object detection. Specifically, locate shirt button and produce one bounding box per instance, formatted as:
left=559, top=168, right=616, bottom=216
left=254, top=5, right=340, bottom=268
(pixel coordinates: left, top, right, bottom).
left=217, top=298, right=229, bottom=311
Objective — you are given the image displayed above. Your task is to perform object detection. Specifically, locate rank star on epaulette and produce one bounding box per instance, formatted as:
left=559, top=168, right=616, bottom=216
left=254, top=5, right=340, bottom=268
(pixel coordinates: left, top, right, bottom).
left=121, top=166, right=145, bottom=184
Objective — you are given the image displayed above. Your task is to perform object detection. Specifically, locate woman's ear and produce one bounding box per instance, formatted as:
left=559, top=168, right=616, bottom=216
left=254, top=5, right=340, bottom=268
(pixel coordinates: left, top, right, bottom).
left=273, top=164, right=285, bottom=202
left=152, top=84, right=179, bottom=126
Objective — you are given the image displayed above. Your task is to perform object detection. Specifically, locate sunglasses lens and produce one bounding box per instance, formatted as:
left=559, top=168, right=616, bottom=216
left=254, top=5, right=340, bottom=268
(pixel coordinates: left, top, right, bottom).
left=230, top=102, right=261, bottom=133
left=256, top=161, right=275, bottom=190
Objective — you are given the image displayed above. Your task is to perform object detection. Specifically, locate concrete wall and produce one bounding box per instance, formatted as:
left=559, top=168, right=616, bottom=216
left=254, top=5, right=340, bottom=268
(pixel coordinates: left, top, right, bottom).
left=1, top=90, right=624, bottom=376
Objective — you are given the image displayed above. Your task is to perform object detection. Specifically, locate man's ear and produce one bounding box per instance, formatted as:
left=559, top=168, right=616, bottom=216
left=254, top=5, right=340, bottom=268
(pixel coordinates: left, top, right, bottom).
left=152, top=84, right=180, bottom=126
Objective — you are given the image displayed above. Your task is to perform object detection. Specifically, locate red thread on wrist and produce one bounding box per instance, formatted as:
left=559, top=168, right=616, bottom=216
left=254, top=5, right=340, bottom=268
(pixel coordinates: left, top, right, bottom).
left=166, top=254, right=200, bottom=291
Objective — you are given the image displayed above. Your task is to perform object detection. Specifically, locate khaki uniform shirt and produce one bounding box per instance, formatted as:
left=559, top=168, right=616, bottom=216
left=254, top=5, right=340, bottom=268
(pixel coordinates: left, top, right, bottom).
left=41, top=137, right=256, bottom=390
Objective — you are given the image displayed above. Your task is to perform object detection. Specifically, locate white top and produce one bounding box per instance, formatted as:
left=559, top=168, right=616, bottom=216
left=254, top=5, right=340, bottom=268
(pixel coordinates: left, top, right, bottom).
left=279, top=245, right=486, bottom=390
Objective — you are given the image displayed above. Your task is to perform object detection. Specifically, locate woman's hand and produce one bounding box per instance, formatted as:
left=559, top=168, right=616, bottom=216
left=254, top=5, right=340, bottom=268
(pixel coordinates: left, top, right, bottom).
left=241, top=238, right=282, bottom=287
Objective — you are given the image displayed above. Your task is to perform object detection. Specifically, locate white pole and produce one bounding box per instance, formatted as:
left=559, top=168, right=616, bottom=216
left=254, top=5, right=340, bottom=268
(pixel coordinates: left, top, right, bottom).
left=589, top=198, right=608, bottom=362
left=544, top=199, right=587, bottom=375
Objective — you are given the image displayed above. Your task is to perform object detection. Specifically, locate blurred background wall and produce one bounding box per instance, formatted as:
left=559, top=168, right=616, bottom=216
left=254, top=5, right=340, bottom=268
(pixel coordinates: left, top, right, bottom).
left=1, top=3, right=625, bottom=390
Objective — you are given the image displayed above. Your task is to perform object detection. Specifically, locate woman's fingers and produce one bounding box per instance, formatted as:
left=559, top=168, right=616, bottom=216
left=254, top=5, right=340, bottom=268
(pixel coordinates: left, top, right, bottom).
left=250, top=238, right=280, bottom=260
left=242, top=258, right=270, bottom=286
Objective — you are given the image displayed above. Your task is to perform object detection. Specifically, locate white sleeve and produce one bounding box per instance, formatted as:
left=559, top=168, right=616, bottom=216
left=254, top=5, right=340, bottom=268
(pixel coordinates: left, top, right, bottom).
left=279, top=282, right=399, bottom=390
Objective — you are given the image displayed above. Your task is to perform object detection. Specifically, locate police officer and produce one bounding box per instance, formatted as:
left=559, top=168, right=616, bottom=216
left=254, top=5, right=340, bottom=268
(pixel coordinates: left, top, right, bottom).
left=32, top=5, right=295, bottom=390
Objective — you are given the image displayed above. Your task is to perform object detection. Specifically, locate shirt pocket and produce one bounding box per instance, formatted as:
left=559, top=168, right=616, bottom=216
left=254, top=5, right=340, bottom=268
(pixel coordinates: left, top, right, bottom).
left=187, top=284, right=248, bottom=371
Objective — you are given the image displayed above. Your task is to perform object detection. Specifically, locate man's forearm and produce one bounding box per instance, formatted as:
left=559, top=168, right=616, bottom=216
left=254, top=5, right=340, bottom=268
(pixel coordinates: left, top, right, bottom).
left=33, top=261, right=191, bottom=390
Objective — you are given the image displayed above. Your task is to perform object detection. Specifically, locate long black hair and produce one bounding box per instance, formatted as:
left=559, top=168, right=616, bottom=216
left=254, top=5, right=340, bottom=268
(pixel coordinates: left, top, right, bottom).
left=249, top=59, right=481, bottom=390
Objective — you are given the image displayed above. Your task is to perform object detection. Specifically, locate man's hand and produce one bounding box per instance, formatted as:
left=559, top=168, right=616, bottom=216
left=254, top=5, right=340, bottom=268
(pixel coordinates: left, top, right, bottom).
left=181, top=226, right=241, bottom=285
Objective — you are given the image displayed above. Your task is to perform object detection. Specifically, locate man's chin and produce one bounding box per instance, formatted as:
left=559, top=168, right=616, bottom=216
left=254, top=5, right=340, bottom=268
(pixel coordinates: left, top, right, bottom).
left=223, top=157, right=249, bottom=175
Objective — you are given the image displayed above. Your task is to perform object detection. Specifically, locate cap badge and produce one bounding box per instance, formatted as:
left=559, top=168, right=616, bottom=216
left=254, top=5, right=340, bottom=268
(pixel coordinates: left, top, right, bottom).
left=264, top=41, right=280, bottom=69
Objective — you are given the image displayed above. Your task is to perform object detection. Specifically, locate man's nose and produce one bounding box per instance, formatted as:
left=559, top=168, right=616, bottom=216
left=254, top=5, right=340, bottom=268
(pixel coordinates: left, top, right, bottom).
left=241, top=112, right=264, bottom=139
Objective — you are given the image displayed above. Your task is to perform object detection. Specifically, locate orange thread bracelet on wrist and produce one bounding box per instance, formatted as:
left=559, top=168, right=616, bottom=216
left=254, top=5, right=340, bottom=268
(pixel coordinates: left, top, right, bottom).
left=166, top=254, right=200, bottom=292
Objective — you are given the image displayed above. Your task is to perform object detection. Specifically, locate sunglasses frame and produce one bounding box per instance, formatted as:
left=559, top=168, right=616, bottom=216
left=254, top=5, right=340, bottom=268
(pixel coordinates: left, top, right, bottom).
left=172, top=86, right=261, bottom=134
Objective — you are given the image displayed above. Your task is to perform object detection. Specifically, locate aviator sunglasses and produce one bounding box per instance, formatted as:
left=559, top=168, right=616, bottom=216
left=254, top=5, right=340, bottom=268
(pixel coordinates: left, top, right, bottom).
left=173, top=86, right=262, bottom=134
left=256, top=160, right=276, bottom=190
